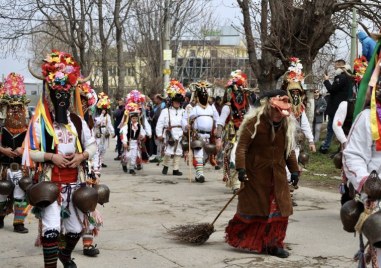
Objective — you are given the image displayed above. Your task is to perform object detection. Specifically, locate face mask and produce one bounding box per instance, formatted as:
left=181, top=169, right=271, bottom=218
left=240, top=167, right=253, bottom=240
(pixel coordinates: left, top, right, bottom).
left=290, top=91, right=301, bottom=106
left=50, top=90, right=71, bottom=124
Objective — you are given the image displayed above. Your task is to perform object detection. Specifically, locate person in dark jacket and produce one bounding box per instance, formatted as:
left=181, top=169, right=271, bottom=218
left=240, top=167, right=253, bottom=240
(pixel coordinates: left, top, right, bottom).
left=320, top=59, right=351, bottom=154
left=113, top=98, right=125, bottom=160
left=312, top=89, right=327, bottom=143
left=357, top=31, right=376, bottom=61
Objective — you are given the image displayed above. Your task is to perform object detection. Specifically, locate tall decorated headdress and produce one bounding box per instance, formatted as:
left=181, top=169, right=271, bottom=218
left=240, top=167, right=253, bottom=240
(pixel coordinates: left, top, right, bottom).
left=283, top=57, right=305, bottom=118
left=96, top=92, right=111, bottom=110
left=2, top=73, right=30, bottom=105
left=284, top=57, right=304, bottom=92
left=166, top=79, right=185, bottom=103
left=2, top=73, right=30, bottom=135
left=120, top=90, right=146, bottom=126
left=225, top=70, right=248, bottom=104
left=75, top=81, right=98, bottom=118
left=192, top=81, right=211, bottom=107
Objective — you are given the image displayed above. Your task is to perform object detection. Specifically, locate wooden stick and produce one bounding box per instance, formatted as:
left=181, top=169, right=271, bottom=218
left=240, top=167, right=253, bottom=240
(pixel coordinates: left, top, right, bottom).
left=188, top=110, right=192, bottom=183
left=211, top=176, right=242, bottom=226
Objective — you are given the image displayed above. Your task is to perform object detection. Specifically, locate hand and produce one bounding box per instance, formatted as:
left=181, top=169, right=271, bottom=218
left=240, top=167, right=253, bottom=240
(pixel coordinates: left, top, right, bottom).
left=323, top=74, right=329, bottom=81
left=13, top=147, right=23, bottom=156
left=291, top=172, right=299, bottom=186
left=66, top=153, right=84, bottom=168
left=237, top=168, right=248, bottom=182
left=51, top=154, right=72, bottom=168
left=0, top=147, right=18, bottom=158
left=216, top=138, right=222, bottom=151
left=309, top=143, right=316, bottom=152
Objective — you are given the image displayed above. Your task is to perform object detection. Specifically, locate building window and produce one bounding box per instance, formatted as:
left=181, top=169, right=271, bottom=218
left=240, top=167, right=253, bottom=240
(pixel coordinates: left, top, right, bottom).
left=189, top=50, right=196, bottom=57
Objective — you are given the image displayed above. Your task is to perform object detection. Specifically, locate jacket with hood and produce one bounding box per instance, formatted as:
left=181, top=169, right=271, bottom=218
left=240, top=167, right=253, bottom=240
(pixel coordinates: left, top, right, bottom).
left=358, top=31, right=376, bottom=61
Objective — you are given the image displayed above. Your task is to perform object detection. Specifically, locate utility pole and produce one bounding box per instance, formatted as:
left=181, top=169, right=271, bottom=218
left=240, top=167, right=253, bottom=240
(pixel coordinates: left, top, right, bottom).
left=350, top=7, right=358, bottom=69
left=162, top=0, right=171, bottom=96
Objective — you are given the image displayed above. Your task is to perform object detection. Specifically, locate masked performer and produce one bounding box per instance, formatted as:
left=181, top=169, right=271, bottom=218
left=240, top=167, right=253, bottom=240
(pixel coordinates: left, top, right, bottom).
left=156, top=80, right=186, bottom=176
left=24, top=50, right=97, bottom=268
left=93, top=93, right=114, bottom=174
left=120, top=103, right=146, bottom=174
left=182, top=81, right=219, bottom=182
left=0, top=73, right=30, bottom=233
left=216, top=70, right=250, bottom=193
left=225, top=90, right=299, bottom=258
left=75, top=82, right=103, bottom=257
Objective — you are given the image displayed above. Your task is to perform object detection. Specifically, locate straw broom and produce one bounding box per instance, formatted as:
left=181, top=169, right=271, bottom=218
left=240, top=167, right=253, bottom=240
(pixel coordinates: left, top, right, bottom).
left=167, top=174, right=242, bottom=245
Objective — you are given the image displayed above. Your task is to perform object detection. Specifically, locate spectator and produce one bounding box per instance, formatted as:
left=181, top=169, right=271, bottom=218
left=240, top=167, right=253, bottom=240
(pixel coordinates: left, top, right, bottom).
left=113, top=98, right=125, bottom=160
left=357, top=31, right=376, bottom=61
left=208, top=96, right=215, bottom=105
left=150, top=94, right=166, bottom=162
left=182, top=91, right=192, bottom=109
left=312, top=89, right=327, bottom=143
left=320, top=59, right=351, bottom=154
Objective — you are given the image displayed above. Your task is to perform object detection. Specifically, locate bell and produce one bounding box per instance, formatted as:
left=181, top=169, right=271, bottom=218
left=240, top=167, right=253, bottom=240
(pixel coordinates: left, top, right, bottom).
left=19, top=176, right=33, bottom=192
left=0, top=180, right=14, bottom=195
left=181, top=140, right=189, bottom=151
left=340, top=199, right=364, bottom=233
left=191, top=139, right=204, bottom=150
left=363, top=170, right=381, bottom=200
left=362, top=211, right=381, bottom=248
left=204, top=143, right=217, bottom=155
left=27, top=181, right=59, bottom=208
left=333, top=152, right=343, bottom=169
left=298, top=151, right=309, bottom=166
left=95, top=184, right=110, bottom=205
left=72, top=186, right=98, bottom=213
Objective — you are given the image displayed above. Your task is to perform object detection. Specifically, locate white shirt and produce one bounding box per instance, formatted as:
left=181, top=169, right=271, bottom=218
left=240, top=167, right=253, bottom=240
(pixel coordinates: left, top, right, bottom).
left=333, top=101, right=348, bottom=144
left=156, top=107, right=184, bottom=139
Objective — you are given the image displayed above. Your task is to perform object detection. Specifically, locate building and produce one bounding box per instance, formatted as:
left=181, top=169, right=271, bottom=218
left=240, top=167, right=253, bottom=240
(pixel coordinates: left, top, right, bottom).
left=173, top=26, right=256, bottom=92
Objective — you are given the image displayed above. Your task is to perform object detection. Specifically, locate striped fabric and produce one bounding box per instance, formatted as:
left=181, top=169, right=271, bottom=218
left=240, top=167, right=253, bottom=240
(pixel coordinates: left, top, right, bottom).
left=82, top=232, right=94, bottom=248
left=13, top=201, right=28, bottom=225
left=59, top=232, right=81, bottom=263
left=41, top=230, right=59, bottom=268
left=194, top=157, right=204, bottom=178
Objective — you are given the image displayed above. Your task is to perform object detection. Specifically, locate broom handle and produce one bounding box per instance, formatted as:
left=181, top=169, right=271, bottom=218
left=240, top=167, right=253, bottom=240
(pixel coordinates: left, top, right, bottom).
left=211, top=183, right=244, bottom=226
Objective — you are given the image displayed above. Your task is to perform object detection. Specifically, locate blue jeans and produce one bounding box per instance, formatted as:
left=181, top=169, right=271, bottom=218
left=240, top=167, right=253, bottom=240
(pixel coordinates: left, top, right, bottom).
left=322, top=115, right=334, bottom=150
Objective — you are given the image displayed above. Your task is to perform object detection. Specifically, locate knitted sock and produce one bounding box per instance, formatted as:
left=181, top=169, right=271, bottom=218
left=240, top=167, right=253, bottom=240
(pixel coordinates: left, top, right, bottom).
left=13, top=199, right=28, bottom=226
left=82, top=232, right=94, bottom=248
left=41, top=229, right=59, bottom=268
left=194, top=157, right=204, bottom=178
left=59, top=232, right=81, bottom=263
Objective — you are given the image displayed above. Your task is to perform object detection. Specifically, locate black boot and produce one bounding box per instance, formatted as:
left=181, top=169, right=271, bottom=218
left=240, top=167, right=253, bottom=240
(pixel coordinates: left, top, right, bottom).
left=83, top=244, right=100, bottom=257
left=0, top=216, right=4, bottom=229
left=162, top=166, right=168, bottom=175
left=129, top=169, right=136, bottom=175
left=122, top=165, right=127, bottom=173
left=101, top=163, right=107, bottom=168
left=59, top=232, right=81, bottom=268
left=136, top=164, right=142, bottom=170
left=13, top=224, right=29, bottom=233
left=173, top=170, right=183, bottom=176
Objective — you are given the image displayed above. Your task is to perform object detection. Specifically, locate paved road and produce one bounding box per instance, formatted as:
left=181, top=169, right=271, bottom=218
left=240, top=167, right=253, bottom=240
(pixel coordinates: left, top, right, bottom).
left=0, top=141, right=359, bottom=267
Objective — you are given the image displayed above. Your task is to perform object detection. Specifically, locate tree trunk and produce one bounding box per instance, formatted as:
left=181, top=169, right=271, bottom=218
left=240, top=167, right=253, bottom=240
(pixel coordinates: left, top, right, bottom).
left=303, top=62, right=315, bottom=129
left=114, top=0, right=125, bottom=99
left=97, top=0, right=109, bottom=94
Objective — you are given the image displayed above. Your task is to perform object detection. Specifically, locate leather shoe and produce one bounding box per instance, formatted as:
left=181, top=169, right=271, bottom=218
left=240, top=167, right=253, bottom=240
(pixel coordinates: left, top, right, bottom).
left=83, top=245, right=100, bottom=257
left=268, top=247, right=289, bottom=258
left=173, top=170, right=182, bottom=176
left=195, top=176, right=205, bottom=183
left=101, top=163, right=107, bottom=168
left=114, top=156, right=121, bottom=161
left=122, top=165, right=127, bottom=173
left=13, top=224, right=28, bottom=233
left=129, top=169, right=136, bottom=175
left=319, top=147, right=328, bottom=154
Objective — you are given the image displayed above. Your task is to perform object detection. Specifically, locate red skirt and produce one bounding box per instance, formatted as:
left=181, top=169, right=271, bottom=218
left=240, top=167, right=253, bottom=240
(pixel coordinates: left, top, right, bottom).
left=225, top=196, right=288, bottom=253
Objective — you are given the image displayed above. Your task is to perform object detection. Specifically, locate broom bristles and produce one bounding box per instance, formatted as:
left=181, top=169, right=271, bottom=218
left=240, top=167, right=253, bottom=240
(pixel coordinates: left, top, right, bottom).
left=166, top=223, right=215, bottom=245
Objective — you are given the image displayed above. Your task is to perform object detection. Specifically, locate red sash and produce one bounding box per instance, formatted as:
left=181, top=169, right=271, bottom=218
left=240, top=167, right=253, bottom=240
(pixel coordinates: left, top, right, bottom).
left=51, top=166, right=78, bottom=183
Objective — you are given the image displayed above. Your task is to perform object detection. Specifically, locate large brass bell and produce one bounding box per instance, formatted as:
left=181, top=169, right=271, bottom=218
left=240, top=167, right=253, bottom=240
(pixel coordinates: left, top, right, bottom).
left=340, top=199, right=364, bottom=233
left=0, top=180, right=14, bottom=195
left=363, top=170, right=381, bottom=200
left=298, top=151, right=309, bottom=166
left=333, top=152, right=343, bottom=169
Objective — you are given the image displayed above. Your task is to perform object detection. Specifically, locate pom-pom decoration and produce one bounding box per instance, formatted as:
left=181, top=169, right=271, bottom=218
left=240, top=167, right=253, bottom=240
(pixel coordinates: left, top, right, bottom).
left=96, top=92, right=111, bottom=109
left=353, top=56, right=368, bottom=84
left=2, top=73, right=29, bottom=104
left=286, top=57, right=304, bottom=83
left=41, top=50, right=80, bottom=92
left=126, top=90, right=146, bottom=104
left=226, top=70, right=248, bottom=88
left=166, top=79, right=186, bottom=98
